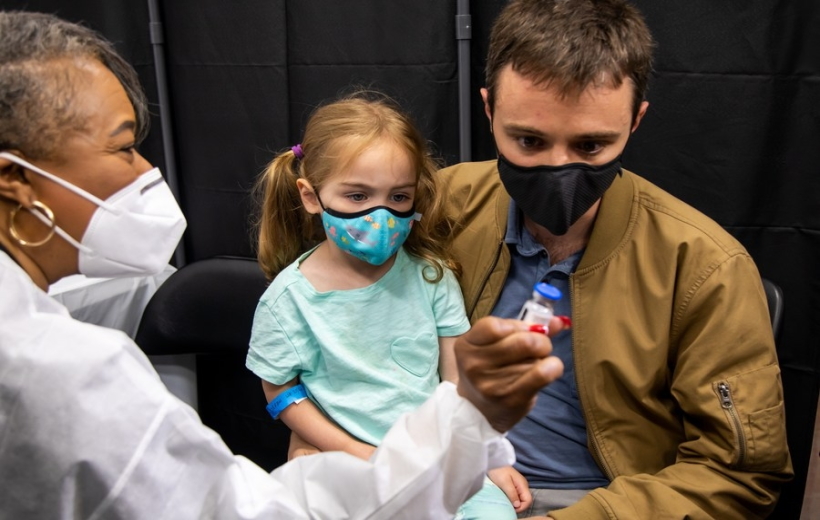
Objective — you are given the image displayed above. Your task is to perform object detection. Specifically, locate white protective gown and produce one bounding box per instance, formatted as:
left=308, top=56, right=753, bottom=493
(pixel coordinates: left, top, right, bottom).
left=0, top=252, right=513, bottom=519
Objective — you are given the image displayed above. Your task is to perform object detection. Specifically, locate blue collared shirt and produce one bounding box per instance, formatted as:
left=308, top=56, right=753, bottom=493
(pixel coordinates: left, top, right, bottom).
left=491, top=201, right=609, bottom=489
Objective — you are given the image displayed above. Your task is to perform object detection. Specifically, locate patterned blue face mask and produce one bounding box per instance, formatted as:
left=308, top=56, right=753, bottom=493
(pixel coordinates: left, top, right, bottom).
left=321, top=205, right=422, bottom=265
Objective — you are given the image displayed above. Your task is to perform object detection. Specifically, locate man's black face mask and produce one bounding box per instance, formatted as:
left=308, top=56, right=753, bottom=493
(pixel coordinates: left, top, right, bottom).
left=497, top=155, right=623, bottom=235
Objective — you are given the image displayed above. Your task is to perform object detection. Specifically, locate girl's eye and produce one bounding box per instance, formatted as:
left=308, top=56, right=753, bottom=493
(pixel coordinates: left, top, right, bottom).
left=391, top=194, right=410, bottom=203
left=348, top=193, right=366, bottom=202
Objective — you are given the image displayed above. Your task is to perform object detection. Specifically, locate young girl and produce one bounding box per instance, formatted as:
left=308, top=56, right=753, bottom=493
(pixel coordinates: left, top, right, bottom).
left=246, top=93, right=518, bottom=519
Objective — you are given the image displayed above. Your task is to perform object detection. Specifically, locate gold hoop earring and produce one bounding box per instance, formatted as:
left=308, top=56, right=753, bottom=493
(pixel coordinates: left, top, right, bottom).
left=9, top=200, right=56, bottom=247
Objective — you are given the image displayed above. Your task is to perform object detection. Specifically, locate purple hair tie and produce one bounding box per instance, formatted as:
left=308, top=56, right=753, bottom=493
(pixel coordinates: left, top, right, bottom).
left=291, top=144, right=304, bottom=159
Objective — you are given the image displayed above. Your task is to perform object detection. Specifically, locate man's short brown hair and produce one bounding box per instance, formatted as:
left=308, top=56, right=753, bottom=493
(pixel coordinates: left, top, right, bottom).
left=485, top=0, right=655, bottom=120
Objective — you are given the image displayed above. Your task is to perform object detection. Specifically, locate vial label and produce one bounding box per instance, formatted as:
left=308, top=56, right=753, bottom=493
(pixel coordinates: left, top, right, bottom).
left=518, top=300, right=554, bottom=325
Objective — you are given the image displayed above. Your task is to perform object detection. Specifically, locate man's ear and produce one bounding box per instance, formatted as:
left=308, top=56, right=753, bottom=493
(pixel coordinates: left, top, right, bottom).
left=631, top=101, right=649, bottom=133
left=480, top=88, right=493, bottom=130
left=0, top=154, right=35, bottom=207
left=296, top=178, right=321, bottom=215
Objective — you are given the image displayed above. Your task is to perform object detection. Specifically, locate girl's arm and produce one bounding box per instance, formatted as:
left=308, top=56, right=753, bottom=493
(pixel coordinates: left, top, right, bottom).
left=262, top=379, right=376, bottom=461
left=438, top=336, right=460, bottom=383
left=288, top=431, right=320, bottom=460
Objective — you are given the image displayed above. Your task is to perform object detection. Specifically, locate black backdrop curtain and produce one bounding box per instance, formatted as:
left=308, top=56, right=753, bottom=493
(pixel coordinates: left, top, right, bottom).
left=2, top=1, right=818, bottom=518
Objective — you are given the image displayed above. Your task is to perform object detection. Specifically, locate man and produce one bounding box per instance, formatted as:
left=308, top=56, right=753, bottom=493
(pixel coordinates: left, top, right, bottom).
left=441, top=1, right=793, bottom=518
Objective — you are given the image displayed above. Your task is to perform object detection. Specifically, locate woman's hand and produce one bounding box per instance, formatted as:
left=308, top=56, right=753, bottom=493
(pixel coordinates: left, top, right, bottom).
left=455, top=316, right=566, bottom=432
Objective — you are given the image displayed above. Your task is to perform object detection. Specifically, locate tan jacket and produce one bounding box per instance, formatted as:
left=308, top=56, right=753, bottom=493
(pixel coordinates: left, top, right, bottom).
left=440, top=160, right=793, bottom=519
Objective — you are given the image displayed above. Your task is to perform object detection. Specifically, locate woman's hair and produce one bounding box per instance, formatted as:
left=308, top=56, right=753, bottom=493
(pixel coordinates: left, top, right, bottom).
left=0, top=11, right=149, bottom=159
left=254, top=91, right=457, bottom=282
left=485, top=0, right=655, bottom=122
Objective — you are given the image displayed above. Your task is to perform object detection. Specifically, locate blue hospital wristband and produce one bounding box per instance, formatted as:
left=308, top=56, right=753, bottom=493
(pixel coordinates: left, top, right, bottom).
left=266, top=384, right=308, bottom=420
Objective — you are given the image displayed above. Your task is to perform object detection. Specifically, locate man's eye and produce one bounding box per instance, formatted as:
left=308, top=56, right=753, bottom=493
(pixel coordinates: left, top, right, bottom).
left=516, top=136, right=543, bottom=149
left=576, top=141, right=603, bottom=155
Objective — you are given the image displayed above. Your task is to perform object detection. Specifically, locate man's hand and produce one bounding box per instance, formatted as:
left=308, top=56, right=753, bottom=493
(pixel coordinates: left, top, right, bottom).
left=455, top=316, right=565, bottom=432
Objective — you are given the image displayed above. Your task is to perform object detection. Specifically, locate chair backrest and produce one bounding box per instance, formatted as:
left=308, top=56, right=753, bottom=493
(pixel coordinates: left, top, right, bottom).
left=761, top=278, right=784, bottom=341
left=135, top=256, right=289, bottom=471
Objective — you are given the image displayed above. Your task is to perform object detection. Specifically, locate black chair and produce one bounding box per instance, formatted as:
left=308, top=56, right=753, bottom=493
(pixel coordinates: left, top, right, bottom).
left=135, top=256, right=290, bottom=472
left=761, top=278, right=784, bottom=341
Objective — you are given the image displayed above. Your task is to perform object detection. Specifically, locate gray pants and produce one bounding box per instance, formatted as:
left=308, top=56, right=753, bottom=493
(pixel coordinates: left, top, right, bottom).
left=517, top=488, right=592, bottom=518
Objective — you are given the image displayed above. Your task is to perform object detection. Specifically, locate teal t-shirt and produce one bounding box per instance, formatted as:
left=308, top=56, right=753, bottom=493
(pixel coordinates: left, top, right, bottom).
left=246, top=247, right=470, bottom=446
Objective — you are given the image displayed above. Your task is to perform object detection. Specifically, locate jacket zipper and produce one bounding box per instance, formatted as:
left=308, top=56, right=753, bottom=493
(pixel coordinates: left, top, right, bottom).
left=717, top=381, right=747, bottom=466
left=570, top=277, right=616, bottom=481
left=470, top=239, right=505, bottom=317
left=587, top=418, right=615, bottom=481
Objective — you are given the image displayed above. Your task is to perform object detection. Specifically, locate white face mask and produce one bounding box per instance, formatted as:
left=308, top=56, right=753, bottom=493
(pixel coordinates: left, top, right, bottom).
left=0, top=152, right=187, bottom=278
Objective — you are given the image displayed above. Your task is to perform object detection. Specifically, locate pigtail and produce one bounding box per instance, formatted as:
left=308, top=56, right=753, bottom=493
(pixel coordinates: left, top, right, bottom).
left=403, top=150, right=461, bottom=283
left=254, top=150, right=319, bottom=280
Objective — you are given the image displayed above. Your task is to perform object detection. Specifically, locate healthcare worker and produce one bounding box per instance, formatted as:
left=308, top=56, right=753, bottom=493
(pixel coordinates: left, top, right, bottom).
left=0, top=11, right=566, bottom=519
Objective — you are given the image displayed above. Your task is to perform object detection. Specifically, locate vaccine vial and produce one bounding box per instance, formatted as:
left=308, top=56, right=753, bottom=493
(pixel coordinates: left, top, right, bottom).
left=518, top=282, right=562, bottom=326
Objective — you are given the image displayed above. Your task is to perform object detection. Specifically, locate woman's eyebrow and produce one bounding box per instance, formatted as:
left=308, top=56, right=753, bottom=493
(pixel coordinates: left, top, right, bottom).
left=109, top=120, right=136, bottom=138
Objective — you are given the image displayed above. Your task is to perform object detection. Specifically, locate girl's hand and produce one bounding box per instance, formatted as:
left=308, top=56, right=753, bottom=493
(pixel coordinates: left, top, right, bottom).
left=488, top=465, right=532, bottom=512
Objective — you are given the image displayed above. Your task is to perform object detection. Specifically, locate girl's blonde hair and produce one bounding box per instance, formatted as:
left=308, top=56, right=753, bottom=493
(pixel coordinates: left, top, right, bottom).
left=254, top=91, right=458, bottom=282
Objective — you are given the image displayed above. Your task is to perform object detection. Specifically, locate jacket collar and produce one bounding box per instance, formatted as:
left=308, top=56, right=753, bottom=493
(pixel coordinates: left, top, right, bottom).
left=577, top=170, right=636, bottom=272
left=480, top=165, right=636, bottom=271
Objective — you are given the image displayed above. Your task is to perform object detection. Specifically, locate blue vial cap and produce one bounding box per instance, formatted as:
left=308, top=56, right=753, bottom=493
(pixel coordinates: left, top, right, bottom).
left=534, top=282, right=562, bottom=301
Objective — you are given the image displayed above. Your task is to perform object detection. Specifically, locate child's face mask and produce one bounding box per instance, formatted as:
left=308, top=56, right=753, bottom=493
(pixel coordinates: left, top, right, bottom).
left=320, top=204, right=421, bottom=266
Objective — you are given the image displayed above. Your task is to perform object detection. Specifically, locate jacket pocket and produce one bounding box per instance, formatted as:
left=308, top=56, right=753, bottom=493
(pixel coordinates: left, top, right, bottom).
left=746, top=403, right=790, bottom=471
left=712, top=364, right=789, bottom=471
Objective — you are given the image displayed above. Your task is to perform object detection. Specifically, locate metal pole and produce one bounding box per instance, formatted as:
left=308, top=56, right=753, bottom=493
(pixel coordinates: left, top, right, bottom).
left=147, top=0, right=186, bottom=267
left=456, top=0, right=472, bottom=162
